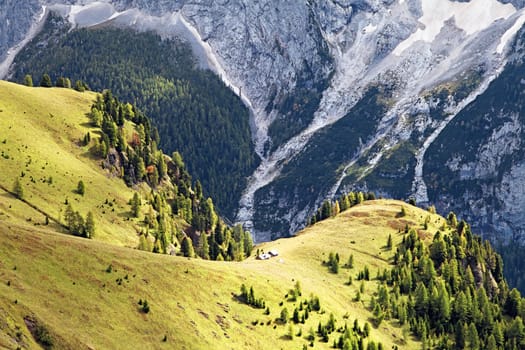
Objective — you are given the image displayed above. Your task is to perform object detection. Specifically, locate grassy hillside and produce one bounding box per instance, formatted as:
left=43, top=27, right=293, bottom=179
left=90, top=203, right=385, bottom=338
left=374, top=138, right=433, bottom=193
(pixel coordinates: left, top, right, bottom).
left=0, top=199, right=430, bottom=349
left=0, top=80, right=429, bottom=349
left=0, top=80, right=149, bottom=247
left=2, top=80, right=520, bottom=349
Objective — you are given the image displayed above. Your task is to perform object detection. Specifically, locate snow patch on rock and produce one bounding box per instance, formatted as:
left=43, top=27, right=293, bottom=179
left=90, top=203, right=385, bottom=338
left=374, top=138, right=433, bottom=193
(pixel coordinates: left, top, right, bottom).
left=497, top=10, right=525, bottom=53
left=68, top=2, right=116, bottom=27
left=393, top=0, right=516, bottom=55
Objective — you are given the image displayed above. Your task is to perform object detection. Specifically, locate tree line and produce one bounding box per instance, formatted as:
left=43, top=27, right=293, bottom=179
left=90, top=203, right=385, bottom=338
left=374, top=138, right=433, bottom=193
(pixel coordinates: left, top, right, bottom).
left=84, top=89, right=253, bottom=260
left=12, top=17, right=258, bottom=220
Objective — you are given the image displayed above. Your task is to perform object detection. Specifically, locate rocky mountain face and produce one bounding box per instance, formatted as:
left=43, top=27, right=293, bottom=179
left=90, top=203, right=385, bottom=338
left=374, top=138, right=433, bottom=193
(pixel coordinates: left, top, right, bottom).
left=2, top=0, right=525, bottom=245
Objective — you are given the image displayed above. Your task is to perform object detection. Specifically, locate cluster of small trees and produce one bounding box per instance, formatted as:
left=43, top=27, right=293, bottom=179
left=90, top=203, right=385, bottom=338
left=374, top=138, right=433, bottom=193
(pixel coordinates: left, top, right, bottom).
left=308, top=191, right=376, bottom=225
left=203, top=223, right=253, bottom=261
left=83, top=91, right=254, bottom=260
left=88, top=90, right=167, bottom=189
left=326, top=252, right=340, bottom=274
left=134, top=189, right=253, bottom=261
left=138, top=299, right=150, bottom=313
left=239, top=284, right=265, bottom=309
left=64, top=204, right=95, bottom=238
left=24, top=73, right=88, bottom=92
left=371, top=217, right=525, bottom=349
left=356, top=265, right=370, bottom=281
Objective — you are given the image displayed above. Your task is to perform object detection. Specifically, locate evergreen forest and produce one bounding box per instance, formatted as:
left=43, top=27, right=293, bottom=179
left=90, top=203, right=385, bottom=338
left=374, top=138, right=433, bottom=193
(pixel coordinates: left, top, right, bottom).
left=11, top=14, right=259, bottom=220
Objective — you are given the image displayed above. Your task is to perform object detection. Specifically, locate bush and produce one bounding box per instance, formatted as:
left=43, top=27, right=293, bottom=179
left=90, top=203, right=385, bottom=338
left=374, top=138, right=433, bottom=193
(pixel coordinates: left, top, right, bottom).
left=35, top=324, right=53, bottom=347
left=77, top=180, right=85, bottom=195
left=141, top=299, right=150, bottom=313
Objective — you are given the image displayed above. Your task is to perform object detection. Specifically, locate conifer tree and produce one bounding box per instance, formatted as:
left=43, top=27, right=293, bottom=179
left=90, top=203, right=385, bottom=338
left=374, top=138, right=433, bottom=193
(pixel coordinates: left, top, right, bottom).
left=85, top=211, right=95, bottom=238
left=197, top=233, right=210, bottom=260
left=346, top=254, right=354, bottom=269
left=181, top=236, right=194, bottom=258
left=90, top=108, right=103, bottom=127
left=506, top=288, right=522, bottom=317
left=74, top=80, right=86, bottom=92
left=77, top=180, right=85, bottom=196
left=243, top=230, right=253, bottom=257
left=447, top=212, right=458, bottom=228
left=12, top=177, right=24, bottom=200
left=467, top=322, right=479, bottom=350
left=24, top=74, right=33, bottom=87
left=357, top=192, right=364, bottom=204
left=485, top=334, right=497, bottom=350
left=130, top=192, right=141, bottom=218
left=40, top=73, right=52, bottom=87
left=280, top=307, right=289, bottom=323
left=333, top=200, right=340, bottom=216
left=454, top=322, right=466, bottom=349
left=138, top=234, right=151, bottom=251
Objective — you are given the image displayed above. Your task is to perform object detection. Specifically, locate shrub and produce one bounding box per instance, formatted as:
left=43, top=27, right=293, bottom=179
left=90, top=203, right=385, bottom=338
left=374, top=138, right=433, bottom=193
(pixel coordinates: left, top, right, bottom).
left=141, top=299, right=150, bottom=313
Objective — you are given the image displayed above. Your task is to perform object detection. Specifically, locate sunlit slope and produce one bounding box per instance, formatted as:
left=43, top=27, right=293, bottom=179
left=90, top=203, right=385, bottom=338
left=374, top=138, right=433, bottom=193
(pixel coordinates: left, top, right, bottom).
left=0, top=199, right=439, bottom=349
left=0, top=80, right=142, bottom=247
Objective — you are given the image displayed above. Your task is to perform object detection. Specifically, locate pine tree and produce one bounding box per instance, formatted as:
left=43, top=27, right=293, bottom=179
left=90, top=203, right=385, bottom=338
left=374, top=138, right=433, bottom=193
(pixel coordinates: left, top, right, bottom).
left=12, top=177, right=24, bottom=200
left=197, top=233, right=210, bottom=259
left=386, top=234, right=393, bottom=250
left=243, top=230, right=253, bottom=257
left=447, top=212, right=458, bottom=228
left=40, top=73, right=52, bottom=87
left=493, top=321, right=504, bottom=347
left=56, top=76, right=66, bottom=87
left=507, top=316, right=525, bottom=347
left=455, top=322, right=466, bottom=349
left=157, top=153, right=167, bottom=178
left=131, top=192, right=141, bottom=218
left=346, top=254, right=354, bottom=268
left=293, top=308, right=300, bottom=323
left=74, top=80, right=86, bottom=92
left=85, top=211, right=95, bottom=238
left=357, top=192, right=364, bottom=204
left=414, top=283, right=429, bottom=317
left=467, top=322, right=479, bottom=350
left=506, top=288, right=522, bottom=317
left=141, top=299, right=150, bottom=313
left=333, top=200, right=341, bottom=216
left=363, top=322, right=370, bottom=337
left=280, top=307, right=289, bottom=323
left=181, top=236, right=194, bottom=258
left=138, top=234, right=151, bottom=251
left=486, top=335, right=497, bottom=350
left=90, top=108, right=103, bottom=127
left=77, top=180, right=85, bottom=195
left=24, top=74, right=33, bottom=87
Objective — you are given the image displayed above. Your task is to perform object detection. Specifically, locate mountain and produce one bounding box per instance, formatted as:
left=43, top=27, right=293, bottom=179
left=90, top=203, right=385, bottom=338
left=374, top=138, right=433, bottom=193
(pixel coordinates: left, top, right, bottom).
left=7, top=18, right=259, bottom=221
left=0, top=79, right=256, bottom=264
left=3, top=1, right=525, bottom=267
left=1, top=80, right=525, bottom=349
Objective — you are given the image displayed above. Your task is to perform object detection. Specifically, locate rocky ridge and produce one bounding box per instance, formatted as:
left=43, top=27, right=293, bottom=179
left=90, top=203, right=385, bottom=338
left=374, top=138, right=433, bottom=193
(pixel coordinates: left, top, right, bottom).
left=2, top=0, right=525, bottom=244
